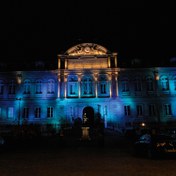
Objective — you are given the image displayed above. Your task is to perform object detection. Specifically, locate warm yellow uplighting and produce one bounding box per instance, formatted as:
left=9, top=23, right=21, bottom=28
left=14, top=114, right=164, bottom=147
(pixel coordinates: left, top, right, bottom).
left=66, top=43, right=107, bottom=56
left=155, top=75, right=159, bottom=80
left=141, top=122, right=146, bottom=127
left=16, top=72, right=22, bottom=84
left=67, top=58, right=108, bottom=69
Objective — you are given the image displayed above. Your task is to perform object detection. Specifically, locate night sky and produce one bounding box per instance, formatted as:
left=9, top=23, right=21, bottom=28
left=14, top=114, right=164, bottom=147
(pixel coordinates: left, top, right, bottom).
left=1, top=1, right=176, bottom=66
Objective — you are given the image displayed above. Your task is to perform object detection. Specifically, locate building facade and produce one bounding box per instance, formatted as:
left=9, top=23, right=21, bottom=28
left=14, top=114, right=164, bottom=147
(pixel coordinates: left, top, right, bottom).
left=0, top=43, right=176, bottom=134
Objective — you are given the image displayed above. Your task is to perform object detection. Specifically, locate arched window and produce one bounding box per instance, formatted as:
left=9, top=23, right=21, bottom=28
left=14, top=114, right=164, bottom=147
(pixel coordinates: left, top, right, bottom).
left=8, top=80, right=16, bottom=94
left=161, top=76, right=169, bottom=91
left=173, top=77, right=176, bottom=90
left=98, top=75, right=109, bottom=97
left=0, top=80, right=4, bottom=94
left=121, top=78, right=129, bottom=92
left=24, top=79, right=31, bottom=94
left=146, top=76, right=154, bottom=91
left=67, top=75, right=78, bottom=97
left=35, top=80, right=42, bottom=94
left=47, top=79, right=55, bottom=94
left=134, top=77, right=142, bottom=91
left=81, top=76, right=94, bottom=97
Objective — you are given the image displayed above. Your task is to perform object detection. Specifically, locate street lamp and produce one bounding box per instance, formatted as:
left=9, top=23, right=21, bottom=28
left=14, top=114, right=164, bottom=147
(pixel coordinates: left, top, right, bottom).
left=16, top=72, right=22, bottom=126
left=16, top=98, right=21, bottom=126
left=153, top=70, right=161, bottom=132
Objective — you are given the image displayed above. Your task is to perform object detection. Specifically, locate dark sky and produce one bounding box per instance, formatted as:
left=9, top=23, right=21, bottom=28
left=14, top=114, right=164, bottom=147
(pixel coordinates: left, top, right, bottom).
left=1, top=1, right=176, bottom=65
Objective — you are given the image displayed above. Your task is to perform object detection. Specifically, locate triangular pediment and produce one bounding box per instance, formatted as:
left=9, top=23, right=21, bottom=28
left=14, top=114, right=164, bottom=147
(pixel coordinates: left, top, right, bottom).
left=66, top=43, right=108, bottom=56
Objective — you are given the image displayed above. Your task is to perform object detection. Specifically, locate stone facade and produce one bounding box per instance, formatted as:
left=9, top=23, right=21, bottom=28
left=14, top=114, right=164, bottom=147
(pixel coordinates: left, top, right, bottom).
left=0, top=43, right=176, bottom=134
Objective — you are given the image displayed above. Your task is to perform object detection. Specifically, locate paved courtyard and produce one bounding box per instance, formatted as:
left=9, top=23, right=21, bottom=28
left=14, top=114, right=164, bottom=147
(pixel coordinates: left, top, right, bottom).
left=0, top=129, right=176, bottom=176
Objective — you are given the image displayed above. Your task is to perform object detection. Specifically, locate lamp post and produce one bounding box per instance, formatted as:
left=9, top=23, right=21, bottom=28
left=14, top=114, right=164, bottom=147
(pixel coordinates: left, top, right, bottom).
left=16, top=72, right=22, bottom=126
left=153, top=70, right=160, bottom=132
left=16, top=98, right=21, bottom=126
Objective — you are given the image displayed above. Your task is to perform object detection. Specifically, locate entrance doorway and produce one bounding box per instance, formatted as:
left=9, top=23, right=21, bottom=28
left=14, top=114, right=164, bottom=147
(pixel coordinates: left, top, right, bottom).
left=83, top=106, right=94, bottom=127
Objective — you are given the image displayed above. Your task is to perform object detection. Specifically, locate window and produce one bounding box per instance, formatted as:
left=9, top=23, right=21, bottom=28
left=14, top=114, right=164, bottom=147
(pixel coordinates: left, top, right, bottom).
left=24, top=80, right=31, bottom=94
left=81, top=76, right=94, bottom=96
left=134, top=78, right=142, bottom=91
left=100, top=83, right=106, bottom=94
left=8, top=107, right=14, bottom=118
left=35, top=107, right=41, bottom=118
left=70, top=84, right=75, bottom=94
left=23, top=107, right=29, bottom=119
left=98, top=75, right=109, bottom=96
left=137, top=105, right=143, bottom=117
left=8, top=81, right=16, bottom=94
left=164, top=104, right=172, bottom=116
left=122, top=78, right=129, bottom=92
left=161, top=76, right=169, bottom=91
left=148, top=104, right=156, bottom=116
left=36, top=80, right=42, bottom=94
left=47, top=80, right=55, bottom=94
left=146, top=77, right=154, bottom=91
left=67, top=76, right=78, bottom=97
left=124, top=105, right=131, bottom=116
left=47, top=107, right=53, bottom=118
left=174, top=77, right=176, bottom=90
left=0, top=80, right=4, bottom=94
left=83, top=78, right=92, bottom=94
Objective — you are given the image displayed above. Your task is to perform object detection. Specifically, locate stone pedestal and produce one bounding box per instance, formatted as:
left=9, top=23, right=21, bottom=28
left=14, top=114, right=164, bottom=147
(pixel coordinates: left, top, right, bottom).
left=81, top=127, right=90, bottom=140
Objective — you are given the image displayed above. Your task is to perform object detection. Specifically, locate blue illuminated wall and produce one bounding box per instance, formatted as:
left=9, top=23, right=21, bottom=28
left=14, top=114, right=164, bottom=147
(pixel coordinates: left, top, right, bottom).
left=0, top=43, right=176, bottom=133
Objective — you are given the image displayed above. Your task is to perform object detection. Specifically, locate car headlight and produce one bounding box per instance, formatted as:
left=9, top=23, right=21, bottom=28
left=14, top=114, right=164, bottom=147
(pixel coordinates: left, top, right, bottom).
left=156, top=142, right=166, bottom=147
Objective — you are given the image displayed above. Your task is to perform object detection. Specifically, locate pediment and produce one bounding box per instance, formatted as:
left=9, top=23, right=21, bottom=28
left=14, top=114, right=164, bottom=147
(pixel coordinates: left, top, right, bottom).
left=66, top=43, right=108, bottom=56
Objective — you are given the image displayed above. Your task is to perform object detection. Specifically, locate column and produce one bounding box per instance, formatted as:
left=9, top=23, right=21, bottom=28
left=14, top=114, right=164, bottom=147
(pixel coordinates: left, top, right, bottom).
left=94, top=73, right=98, bottom=98
left=64, top=74, right=67, bottom=98
left=78, top=74, right=81, bottom=98
left=58, top=75, right=60, bottom=97
left=108, top=73, right=112, bottom=97
left=108, top=56, right=111, bottom=68
left=113, top=53, right=118, bottom=68
left=115, top=73, right=118, bottom=97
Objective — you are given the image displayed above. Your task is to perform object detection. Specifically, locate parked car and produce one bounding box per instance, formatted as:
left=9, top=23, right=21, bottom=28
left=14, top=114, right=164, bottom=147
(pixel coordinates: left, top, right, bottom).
left=134, top=133, right=176, bottom=158
left=0, top=136, right=5, bottom=149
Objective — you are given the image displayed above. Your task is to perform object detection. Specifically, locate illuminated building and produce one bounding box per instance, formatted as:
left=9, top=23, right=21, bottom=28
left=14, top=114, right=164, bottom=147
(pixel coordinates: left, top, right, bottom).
left=0, top=43, right=176, bottom=133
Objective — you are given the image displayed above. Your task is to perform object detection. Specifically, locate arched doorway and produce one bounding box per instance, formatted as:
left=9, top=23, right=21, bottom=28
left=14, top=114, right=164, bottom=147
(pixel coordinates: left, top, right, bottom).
left=83, top=106, right=94, bottom=127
